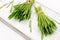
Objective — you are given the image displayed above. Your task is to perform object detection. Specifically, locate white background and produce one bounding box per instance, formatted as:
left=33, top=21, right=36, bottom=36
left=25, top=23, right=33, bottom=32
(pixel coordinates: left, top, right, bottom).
left=0, top=0, right=60, bottom=40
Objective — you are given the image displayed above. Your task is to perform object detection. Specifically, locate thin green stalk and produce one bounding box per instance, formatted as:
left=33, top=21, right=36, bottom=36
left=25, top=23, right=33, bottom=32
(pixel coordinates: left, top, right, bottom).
left=7, top=0, right=14, bottom=8
left=41, top=32, right=44, bottom=40
left=10, top=0, right=14, bottom=12
left=0, top=0, right=14, bottom=9
left=29, top=20, right=32, bottom=32
left=0, top=3, right=8, bottom=9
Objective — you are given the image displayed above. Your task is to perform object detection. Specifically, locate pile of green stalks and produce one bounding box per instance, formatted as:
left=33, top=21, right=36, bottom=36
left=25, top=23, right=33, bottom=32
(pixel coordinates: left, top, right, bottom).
left=8, top=0, right=34, bottom=21
left=35, top=6, right=57, bottom=40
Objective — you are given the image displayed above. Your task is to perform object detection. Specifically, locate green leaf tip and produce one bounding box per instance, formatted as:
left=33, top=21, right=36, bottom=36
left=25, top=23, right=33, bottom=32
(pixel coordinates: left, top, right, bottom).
left=35, top=6, right=42, bottom=13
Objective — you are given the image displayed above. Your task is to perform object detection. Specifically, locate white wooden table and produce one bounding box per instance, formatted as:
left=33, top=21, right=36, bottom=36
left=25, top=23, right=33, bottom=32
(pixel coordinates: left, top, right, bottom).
left=0, top=0, right=60, bottom=40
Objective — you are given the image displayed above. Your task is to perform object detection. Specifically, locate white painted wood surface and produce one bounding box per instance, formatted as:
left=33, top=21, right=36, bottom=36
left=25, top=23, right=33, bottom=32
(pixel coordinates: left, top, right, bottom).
left=0, top=0, right=60, bottom=40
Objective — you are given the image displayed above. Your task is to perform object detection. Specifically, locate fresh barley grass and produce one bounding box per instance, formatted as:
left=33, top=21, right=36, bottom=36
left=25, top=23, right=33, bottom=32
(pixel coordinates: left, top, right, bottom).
left=35, top=6, right=57, bottom=40
left=8, top=0, right=34, bottom=21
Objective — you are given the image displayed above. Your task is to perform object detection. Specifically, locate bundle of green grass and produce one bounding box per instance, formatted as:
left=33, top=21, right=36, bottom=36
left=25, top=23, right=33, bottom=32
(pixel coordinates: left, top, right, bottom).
left=35, top=6, right=57, bottom=40
left=8, top=0, right=34, bottom=21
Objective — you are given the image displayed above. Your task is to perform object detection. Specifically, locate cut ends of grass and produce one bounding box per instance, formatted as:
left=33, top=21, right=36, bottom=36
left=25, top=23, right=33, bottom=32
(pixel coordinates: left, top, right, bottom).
left=35, top=6, right=57, bottom=40
left=8, top=0, right=34, bottom=21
